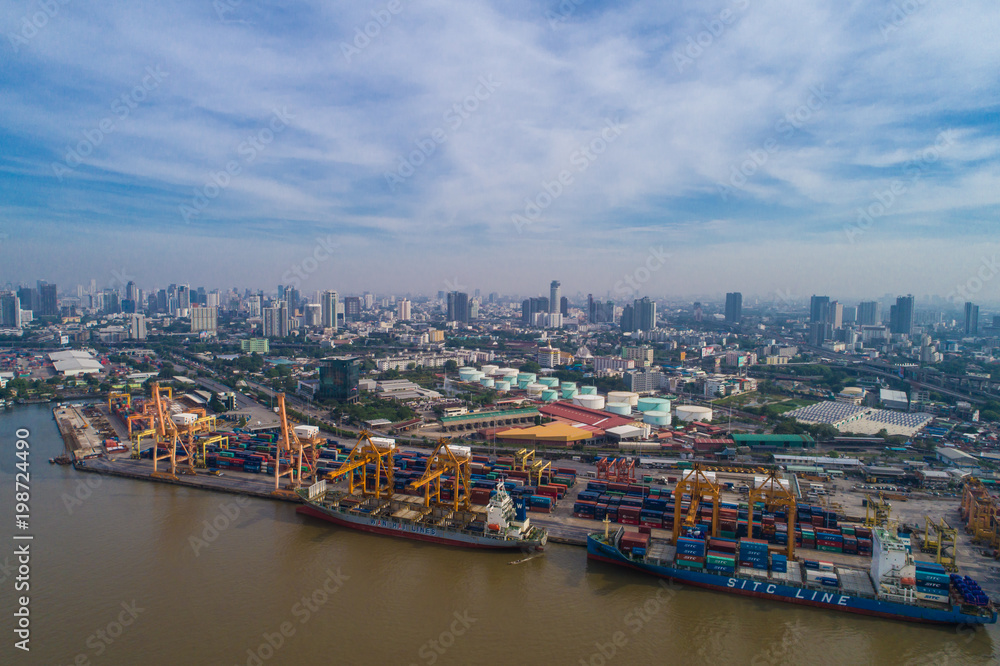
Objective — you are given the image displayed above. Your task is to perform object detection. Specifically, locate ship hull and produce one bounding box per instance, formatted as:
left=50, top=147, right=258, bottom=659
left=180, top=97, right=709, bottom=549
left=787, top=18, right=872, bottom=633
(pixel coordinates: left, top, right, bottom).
left=588, top=536, right=996, bottom=625
left=297, top=504, right=544, bottom=550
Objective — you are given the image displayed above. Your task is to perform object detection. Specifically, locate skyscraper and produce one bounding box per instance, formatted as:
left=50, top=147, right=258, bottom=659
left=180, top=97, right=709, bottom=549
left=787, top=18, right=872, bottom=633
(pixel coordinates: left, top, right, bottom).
left=560, top=296, right=568, bottom=317
left=522, top=297, right=548, bottom=326
left=857, top=301, right=881, bottom=326
left=17, top=287, right=38, bottom=313
left=397, top=298, right=411, bottom=321
left=810, top=295, right=830, bottom=324
left=636, top=297, right=656, bottom=331
left=447, top=291, right=469, bottom=323
left=321, top=291, right=338, bottom=330
left=129, top=314, right=147, bottom=340
left=178, top=285, right=191, bottom=311
left=263, top=302, right=288, bottom=338
left=890, top=295, right=915, bottom=335
left=38, top=282, right=57, bottom=316
left=343, top=296, right=361, bottom=322
left=725, top=292, right=743, bottom=323
left=190, top=306, right=218, bottom=333
left=964, top=302, right=980, bottom=336
left=0, top=293, right=21, bottom=328
left=549, top=281, right=561, bottom=313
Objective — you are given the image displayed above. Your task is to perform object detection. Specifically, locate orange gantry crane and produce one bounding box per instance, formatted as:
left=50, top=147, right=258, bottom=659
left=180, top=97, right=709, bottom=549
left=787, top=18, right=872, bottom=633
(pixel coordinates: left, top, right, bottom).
left=409, top=439, right=472, bottom=512
left=672, top=464, right=721, bottom=544
left=273, top=393, right=320, bottom=497
left=324, top=431, right=396, bottom=500
left=748, top=469, right=796, bottom=560
left=596, top=457, right=636, bottom=484
left=962, top=477, right=1000, bottom=552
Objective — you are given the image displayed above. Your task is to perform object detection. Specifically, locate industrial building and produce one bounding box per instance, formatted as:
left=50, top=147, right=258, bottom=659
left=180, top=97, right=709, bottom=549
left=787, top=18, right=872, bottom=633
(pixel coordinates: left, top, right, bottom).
left=48, top=349, right=104, bottom=376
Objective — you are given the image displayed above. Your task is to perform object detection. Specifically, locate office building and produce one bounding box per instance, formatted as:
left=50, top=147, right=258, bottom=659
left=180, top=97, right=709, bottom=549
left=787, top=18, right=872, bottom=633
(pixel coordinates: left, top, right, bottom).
left=964, top=302, right=979, bottom=336
left=693, top=302, right=703, bottom=322
left=241, top=338, right=270, bottom=353
left=890, top=295, right=915, bottom=335
left=38, top=282, right=57, bottom=316
left=522, top=297, right=548, bottom=326
left=318, top=356, right=360, bottom=403
left=810, top=296, right=830, bottom=324
left=0, top=293, right=22, bottom=328
left=304, top=303, right=322, bottom=327
left=725, top=292, right=743, bottom=323
left=588, top=294, right=614, bottom=324
left=321, top=290, right=339, bottom=330
left=263, top=302, right=289, bottom=338
left=177, top=285, right=191, bottom=311
left=560, top=296, right=568, bottom=317
left=858, top=301, right=881, bottom=326
left=190, top=305, right=218, bottom=333
left=128, top=314, right=147, bottom=340
left=447, top=291, right=469, bottom=323
left=635, top=297, right=656, bottom=332
left=17, top=287, right=38, bottom=314
left=343, top=296, right=361, bottom=322
left=549, top=281, right=561, bottom=313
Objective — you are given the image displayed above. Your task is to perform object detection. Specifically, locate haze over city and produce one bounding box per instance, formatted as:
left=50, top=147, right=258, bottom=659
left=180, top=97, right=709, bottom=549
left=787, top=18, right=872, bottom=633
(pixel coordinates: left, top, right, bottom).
left=2, top=1, right=999, bottom=298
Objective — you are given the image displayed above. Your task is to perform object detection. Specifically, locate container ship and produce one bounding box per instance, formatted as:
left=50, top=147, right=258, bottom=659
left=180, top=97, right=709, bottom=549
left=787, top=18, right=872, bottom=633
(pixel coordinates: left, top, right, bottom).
left=588, top=524, right=996, bottom=625
left=296, top=436, right=548, bottom=551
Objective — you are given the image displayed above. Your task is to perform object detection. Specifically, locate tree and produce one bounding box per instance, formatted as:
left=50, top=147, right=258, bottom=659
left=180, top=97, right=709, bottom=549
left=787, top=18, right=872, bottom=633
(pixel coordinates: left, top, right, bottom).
left=444, top=360, right=459, bottom=373
left=519, top=361, right=542, bottom=373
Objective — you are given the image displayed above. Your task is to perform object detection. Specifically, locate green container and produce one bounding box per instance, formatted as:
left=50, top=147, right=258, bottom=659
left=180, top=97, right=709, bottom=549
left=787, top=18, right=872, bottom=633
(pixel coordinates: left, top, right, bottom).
left=721, top=531, right=736, bottom=539
left=817, top=545, right=841, bottom=553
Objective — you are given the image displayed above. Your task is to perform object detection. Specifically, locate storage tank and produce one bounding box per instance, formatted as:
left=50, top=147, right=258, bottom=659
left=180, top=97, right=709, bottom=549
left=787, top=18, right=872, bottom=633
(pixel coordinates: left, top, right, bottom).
left=499, top=368, right=519, bottom=381
left=171, top=413, right=197, bottom=427
left=481, top=364, right=499, bottom=376
left=573, top=394, right=606, bottom=410
left=517, top=379, right=531, bottom=390
left=294, top=425, right=320, bottom=439
left=637, top=397, right=670, bottom=412
left=480, top=377, right=495, bottom=388
left=469, top=371, right=485, bottom=383
left=561, top=386, right=579, bottom=399
left=541, top=389, right=559, bottom=402
left=458, top=367, right=478, bottom=382
left=607, top=391, right=640, bottom=407
left=517, top=373, right=537, bottom=384
left=606, top=402, right=632, bottom=416
left=643, top=410, right=671, bottom=427
left=526, top=383, right=545, bottom=398
left=561, top=382, right=577, bottom=391
left=579, top=386, right=597, bottom=396
left=676, top=405, right=713, bottom=422
left=495, top=380, right=511, bottom=392
left=539, top=377, right=560, bottom=388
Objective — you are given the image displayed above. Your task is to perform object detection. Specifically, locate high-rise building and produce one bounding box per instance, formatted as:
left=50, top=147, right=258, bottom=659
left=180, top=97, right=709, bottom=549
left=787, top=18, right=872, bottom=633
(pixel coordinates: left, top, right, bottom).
left=523, top=297, right=549, bottom=326
left=0, top=293, right=21, bottom=328
left=725, top=292, right=743, bottom=323
left=263, top=302, right=288, bottom=338
left=842, top=305, right=857, bottom=324
left=343, top=296, right=361, bottom=322
left=964, top=302, right=980, bottom=336
left=363, top=292, right=375, bottom=310
left=190, top=306, right=218, bottom=333
left=17, top=287, right=38, bottom=313
left=636, top=297, right=656, bottom=331
left=125, top=281, right=139, bottom=303
left=588, top=294, right=614, bottom=324
left=549, top=281, right=561, bottom=313
left=128, top=314, right=147, bottom=340
left=810, top=296, right=830, bottom=324
left=857, top=301, right=881, bottom=326
left=890, top=295, right=915, bottom=335
left=206, top=291, right=220, bottom=309
left=469, top=300, right=479, bottom=320
left=321, top=291, right=339, bottom=330
left=318, top=356, right=360, bottom=403
left=177, top=285, right=191, bottom=311
left=304, top=303, right=322, bottom=327
left=446, top=291, right=469, bottom=323
left=693, top=302, right=703, bottom=322
left=397, top=298, right=411, bottom=321
left=829, top=301, right=844, bottom=329
left=38, top=282, right=57, bottom=316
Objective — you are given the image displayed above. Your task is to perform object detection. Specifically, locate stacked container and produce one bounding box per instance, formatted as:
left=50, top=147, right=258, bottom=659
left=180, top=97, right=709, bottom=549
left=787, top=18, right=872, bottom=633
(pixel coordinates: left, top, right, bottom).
left=675, top=536, right=706, bottom=569
left=914, top=562, right=950, bottom=603
left=738, top=539, right=768, bottom=571
left=770, top=553, right=788, bottom=573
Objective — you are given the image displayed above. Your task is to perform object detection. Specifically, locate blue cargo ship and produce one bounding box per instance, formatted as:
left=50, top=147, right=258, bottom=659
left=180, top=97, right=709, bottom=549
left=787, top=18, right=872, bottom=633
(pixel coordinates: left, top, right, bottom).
left=588, top=525, right=996, bottom=625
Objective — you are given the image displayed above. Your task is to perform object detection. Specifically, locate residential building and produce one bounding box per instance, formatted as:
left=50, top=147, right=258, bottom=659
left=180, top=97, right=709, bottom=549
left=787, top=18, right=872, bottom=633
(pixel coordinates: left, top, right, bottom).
left=964, top=302, right=979, bottom=335
left=724, top=292, right=742, bottom=323
left=447, top=291, right=469, bottom=323
left=397, top=298, right=411, bottom=321
left=549, top=280, right=561, bottom=313
left=321, top=290, right=339, bottom=330
left=128, top=314, right=147, bottom=340
left=890, top=295, right=915, bottom=335
left=190, top=305, right=218, bottom=333
left=857, top=301, right=881, bottom=326
left=241, top=338, right=270, bottom=353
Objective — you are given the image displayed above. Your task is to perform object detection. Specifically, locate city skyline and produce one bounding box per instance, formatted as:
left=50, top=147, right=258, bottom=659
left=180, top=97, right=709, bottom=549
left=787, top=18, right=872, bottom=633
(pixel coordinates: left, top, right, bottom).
left=2, top=2, right=999, bottom=297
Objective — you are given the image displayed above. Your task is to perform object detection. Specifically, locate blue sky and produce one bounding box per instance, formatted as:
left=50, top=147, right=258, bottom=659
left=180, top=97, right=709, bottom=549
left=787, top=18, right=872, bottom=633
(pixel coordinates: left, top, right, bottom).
left=1, top=0, right=999, bottom=303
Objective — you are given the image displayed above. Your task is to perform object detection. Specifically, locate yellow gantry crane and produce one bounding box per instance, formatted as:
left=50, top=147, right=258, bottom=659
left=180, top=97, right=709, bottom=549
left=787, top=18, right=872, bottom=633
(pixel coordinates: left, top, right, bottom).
left=410, top=438, right=472, bottom=512
left=865, top=492, right=892, bottom=529
left=273, top=393, right=320, bottom=496
left=108, top=390, right=131, bottom=412
left=150, top=382, right=183, bottom=480
left=921, top=516, right=958, bottom=571
left=513, top=447, right=551, bottom=486
left=748, top=469, right=796, bottom=560
left=672, top=464, right=720, bottom=544
left=325, top=431, right=396, bottom=499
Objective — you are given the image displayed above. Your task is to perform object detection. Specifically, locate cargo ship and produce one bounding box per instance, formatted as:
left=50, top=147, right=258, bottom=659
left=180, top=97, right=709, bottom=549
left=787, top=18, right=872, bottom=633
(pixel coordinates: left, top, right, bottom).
left=588, top=524, right=996, bottom=625
left=297, top=476, right=548, bottom=550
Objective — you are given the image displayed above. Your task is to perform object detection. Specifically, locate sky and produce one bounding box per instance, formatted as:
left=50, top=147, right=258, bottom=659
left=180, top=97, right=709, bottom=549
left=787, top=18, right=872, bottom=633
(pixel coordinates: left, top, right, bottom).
left=1, top=0, right=999, bottom=304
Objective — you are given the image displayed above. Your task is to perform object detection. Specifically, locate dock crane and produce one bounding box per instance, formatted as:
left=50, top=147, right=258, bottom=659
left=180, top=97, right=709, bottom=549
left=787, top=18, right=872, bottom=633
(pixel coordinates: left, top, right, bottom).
left=596, top=457, right=636, bottom=484
left=410, top=438, right=473, bottom=512
left=748, top=469, right=796, bottom=561
left=324, top=432, right=396, bottom=499
left=273, top=393, right=320, bottom=497
left=961, top=477, right=1000, bottom=552
left=672, top=464, right=720, bottom=544
left=864, top=492, right=892, bottom=529
left=921, top=516, right=958, bottom=571
left=150, top=382, right=183, bottom=480
left=514, top=448, right=551, bottom=486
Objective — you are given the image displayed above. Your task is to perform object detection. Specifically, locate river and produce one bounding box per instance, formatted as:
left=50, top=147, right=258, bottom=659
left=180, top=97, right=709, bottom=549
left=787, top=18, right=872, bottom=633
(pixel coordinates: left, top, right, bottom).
left=1, top=404, right=997, bottom=665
